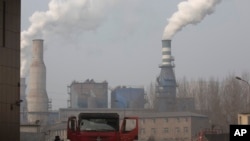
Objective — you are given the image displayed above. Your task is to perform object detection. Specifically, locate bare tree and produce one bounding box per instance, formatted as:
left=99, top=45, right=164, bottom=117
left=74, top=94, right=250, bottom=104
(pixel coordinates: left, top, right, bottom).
left=204, top=78, right=226, bottom=130
left=177, top=77, right=193, bottom=98
left=149, top=72, right=250, bottom=132
left=218, top=75, right=242, bottom=131
left=177, top=72, right=250, bottom=132
left=236, top=72, right=250, bottom=111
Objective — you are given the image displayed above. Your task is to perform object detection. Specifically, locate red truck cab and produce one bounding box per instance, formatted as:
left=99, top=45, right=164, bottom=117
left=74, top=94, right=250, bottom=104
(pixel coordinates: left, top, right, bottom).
left=67, top=113, right=138, bottom=141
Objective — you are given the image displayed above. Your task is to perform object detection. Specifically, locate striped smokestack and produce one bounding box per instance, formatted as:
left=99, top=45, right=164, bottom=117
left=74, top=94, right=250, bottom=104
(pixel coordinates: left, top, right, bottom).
left=155, top=39, right=177, bottom=112
left=161, top=40, right=174, bottom=67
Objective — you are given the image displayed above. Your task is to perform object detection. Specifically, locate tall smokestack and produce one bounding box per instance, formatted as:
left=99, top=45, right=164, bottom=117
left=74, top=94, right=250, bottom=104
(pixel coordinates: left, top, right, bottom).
left=161, top=40, right=174, bottom=67
left=26, top=39, right=49, bottom=125
left=155, top=40, right=177, bottom=112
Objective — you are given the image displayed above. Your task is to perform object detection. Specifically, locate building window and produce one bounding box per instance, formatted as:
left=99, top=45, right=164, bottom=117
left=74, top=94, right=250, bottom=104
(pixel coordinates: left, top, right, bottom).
left=185, top=117, right=188, bottom=122
left=153, top=118, right=156, bottom=123
left=165, top=118, right=168, bottom=122
left=184, top=127, right=188, bottom=133
left=175, top=127, right=180, bottom=133
left=151, top=128, right=156, bottom=134
left=140, top=128, right=145, bottom=134
left=176, top=117, right=180, bottom=122
left=141, top=119, right=145, bottom=124
left=163, top=128, right=169, bottom=133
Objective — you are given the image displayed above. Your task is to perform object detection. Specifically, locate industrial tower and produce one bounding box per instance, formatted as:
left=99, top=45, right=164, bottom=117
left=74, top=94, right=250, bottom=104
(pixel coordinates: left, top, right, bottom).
left=155, top=40, right=177, bottom=112
left=26, top=39, right=49, bottom=125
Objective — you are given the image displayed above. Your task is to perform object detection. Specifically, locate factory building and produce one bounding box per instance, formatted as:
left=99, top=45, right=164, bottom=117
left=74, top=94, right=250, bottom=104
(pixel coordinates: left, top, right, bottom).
left=138, top=112, right=209, bottom=141
left=67, top=79, right=108, bottom=108
left=110, top=86, right=146, bottom=109
left=0, top=0, right=21, bottom=140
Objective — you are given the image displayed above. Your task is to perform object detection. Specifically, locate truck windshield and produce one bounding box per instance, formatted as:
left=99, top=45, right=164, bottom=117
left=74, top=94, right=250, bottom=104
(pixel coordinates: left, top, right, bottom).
left=79, top=118, right=118, bottom=132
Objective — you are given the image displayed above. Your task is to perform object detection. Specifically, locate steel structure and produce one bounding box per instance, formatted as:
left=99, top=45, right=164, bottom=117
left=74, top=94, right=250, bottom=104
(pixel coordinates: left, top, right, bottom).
left=155, top=40, right=177, bottom=112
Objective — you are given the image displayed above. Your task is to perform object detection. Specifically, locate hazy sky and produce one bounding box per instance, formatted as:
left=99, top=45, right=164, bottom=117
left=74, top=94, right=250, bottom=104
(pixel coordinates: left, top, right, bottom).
left=21, top=0, right=250, bottom=110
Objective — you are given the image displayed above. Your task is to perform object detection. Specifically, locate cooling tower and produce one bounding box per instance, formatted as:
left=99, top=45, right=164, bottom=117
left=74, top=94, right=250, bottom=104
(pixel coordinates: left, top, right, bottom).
left=155, top=40, right=177, bottom=112
left=26, top=39, right=49, bottom=125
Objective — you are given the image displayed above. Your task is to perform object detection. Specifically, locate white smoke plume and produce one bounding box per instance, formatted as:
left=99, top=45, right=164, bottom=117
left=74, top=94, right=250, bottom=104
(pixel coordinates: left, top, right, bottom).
left=21, top=0, right=117, bottom=77
left=162, top=0, right=222, bottom=39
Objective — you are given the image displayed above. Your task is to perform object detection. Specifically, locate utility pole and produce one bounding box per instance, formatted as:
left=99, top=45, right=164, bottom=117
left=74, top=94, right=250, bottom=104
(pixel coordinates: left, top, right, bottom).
left=236, top=76, right=250, bottom=112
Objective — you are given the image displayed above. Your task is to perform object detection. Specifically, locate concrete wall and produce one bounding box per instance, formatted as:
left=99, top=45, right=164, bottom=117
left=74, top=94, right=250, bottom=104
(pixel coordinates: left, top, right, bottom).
left=0, top=0, right=20, bottom=140
left=68, top=80, right=108, bottom=108
left=139, top=116, right=207, bottom=141
left=111, top=87, right=146, bottom=109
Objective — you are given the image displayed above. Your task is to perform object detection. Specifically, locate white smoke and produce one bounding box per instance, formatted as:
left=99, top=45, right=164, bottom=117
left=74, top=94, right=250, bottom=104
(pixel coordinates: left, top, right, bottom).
left=162, top=0, right=222, bottom=39
left=21, top=0, right=117, bottom=77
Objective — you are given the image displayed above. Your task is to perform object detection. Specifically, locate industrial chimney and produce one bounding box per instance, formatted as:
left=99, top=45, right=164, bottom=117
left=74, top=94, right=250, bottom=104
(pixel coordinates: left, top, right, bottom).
left=161, top=40, right=174, bottom=67
left=155, top=40, right=177, bottom=112
left=26, top=39, right=49, bottom=125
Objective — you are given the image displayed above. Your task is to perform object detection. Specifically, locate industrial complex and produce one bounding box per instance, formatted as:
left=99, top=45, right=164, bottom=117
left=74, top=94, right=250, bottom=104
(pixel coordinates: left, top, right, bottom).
left=1, top=1, right=239, bottom=141
left=18, top=38, right=206, bottom=141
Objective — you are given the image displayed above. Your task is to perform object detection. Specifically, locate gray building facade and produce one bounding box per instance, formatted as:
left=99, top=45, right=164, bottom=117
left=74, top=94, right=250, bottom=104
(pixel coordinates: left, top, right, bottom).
left=0, top=0, right=21, bottom=140
left=68, top=79, right=108, bottom=108
left=111, top=86, right=146, bottom=109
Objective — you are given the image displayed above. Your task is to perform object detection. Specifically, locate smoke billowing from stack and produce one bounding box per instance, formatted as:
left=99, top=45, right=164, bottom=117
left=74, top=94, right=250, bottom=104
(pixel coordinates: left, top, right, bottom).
left=21, top=0, right=117, bottom=77
left=26, top=39, right=49, bottom=124
left=163, top=0, right=222, bottom=39
left=156, top=0, right=222, bottom=111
